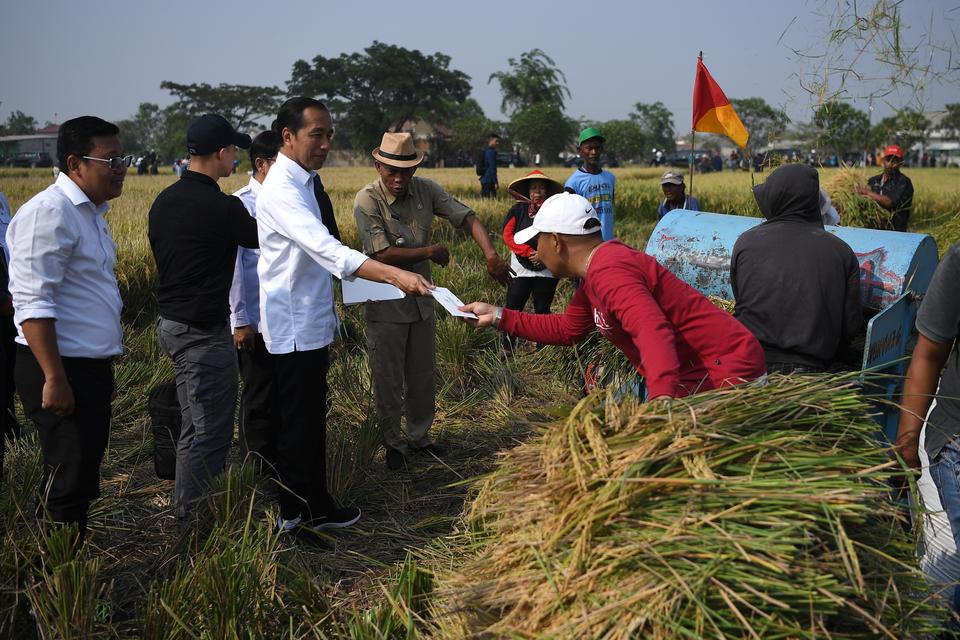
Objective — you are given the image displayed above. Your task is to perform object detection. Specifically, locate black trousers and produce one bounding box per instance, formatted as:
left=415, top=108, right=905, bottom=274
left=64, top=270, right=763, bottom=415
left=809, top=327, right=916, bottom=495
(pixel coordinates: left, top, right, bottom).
left=0, top=315, right=18, bottom=477
left=480, top=183, right=497, bottom=198
left=502, top=276, right=559, bottom=349
left=0, top=315, right=18, bottom=438
left=237, top=333, right=281, bottom=472
left=15, top=346, right=113, bottom=531
left=271, top=347, right=334, bottom=521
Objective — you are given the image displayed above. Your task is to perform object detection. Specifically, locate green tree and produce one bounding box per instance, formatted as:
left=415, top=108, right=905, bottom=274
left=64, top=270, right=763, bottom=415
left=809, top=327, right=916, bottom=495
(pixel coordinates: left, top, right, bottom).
left=728, top=97, right=790, bottom=154
left=942, top=103, right=960, bottom=140
left=630, top=102, right=676, bottom=153
left=873, top=108, right=931, bottom=151
left=488, top=49, right=570, bottom=115
left=0, top=110, right=38, bottom=135
left=160, top=81, right=285, bottom=129
left=447, top=99, right=498, bottom=156
left=595, top=120, right=647, bottom=161
left=116, top=103, right=164, bottom=156
left=156, top=108, right=192, bottom=162
left=813, top=101, right=871, bottom=157
left=288, top=41, right=472, bottom=152
left=509, top=103, right=576, bottom=164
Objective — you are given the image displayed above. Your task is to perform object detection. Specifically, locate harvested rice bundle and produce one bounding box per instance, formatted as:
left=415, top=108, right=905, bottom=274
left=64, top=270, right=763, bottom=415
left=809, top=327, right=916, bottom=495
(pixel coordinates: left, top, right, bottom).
left=823, top=167, right=892, bottom=229
left=709, top=295, right=736, bottom=313
left=437, top=375, right=946, bottom=639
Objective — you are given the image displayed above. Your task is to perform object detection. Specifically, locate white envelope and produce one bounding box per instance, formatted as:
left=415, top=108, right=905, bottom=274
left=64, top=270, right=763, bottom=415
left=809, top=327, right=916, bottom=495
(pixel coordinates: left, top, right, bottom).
left=341, top=278, right=405, bottom=305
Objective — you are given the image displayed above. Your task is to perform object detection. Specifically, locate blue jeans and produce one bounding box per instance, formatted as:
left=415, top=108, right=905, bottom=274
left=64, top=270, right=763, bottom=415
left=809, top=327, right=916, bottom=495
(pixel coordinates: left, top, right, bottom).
left=930, top=439, right=960, bottom=611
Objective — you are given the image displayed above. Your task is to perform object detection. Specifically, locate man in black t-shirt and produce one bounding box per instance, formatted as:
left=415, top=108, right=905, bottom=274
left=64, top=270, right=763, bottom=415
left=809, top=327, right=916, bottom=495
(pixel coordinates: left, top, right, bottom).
left=897, top=243, right=960, bottom=610
left=148, top=114, right=256, bottom=520
left=857, top=144, right=914, bottom=232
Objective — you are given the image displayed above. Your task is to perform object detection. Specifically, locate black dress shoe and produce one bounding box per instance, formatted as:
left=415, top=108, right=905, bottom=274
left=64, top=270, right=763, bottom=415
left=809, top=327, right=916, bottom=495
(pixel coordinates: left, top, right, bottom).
left=385, top=448, right=406, bottom=470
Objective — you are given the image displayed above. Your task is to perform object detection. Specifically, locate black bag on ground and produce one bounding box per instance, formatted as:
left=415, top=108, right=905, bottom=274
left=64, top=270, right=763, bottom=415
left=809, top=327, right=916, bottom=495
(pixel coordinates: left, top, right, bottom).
left=149, top=380, right=181, bottom=480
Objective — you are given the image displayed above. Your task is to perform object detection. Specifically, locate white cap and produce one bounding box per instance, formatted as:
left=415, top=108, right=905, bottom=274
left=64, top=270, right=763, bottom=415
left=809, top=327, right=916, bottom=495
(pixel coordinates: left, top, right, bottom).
left=513, top=192, right=602, bottom=243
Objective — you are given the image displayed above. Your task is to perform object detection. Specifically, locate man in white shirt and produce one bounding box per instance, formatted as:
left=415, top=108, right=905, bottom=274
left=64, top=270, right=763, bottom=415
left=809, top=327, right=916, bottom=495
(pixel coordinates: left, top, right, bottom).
left=7, top=116, right=128, bottom=541
left=229, top=130, right=281, bottom=473
left=257, top=97, right=432, bottom=539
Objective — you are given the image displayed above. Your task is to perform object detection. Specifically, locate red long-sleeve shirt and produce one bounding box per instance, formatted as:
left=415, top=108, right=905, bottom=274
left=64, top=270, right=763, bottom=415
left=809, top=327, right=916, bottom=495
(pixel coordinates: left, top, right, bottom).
left=502, top=213, right=535, bottom=257
left=500, top=241, right=766, bottom=398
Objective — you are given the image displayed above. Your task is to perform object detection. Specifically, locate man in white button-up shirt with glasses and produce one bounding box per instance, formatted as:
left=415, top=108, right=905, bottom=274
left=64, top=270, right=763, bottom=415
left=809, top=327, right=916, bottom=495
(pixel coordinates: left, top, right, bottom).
left=7, top=116, right=127, bottom=543
left=257, top=97, right=432, bottom=541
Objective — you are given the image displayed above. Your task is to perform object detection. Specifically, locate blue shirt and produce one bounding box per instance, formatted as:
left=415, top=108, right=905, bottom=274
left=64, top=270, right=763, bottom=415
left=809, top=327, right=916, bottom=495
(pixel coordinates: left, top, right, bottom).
left=565, top=168, right=616, bottom=240
left=480, top=147, right=498, bottom=185
left=0, top=192, right=10, bottom=263
left=657, top=194, right=700, bottom=220
left=229, top=178, right=262, bottom=331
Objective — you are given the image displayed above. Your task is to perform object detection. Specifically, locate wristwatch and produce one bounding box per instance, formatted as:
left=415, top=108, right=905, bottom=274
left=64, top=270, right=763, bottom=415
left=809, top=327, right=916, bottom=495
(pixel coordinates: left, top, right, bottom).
left=493, top=307, right=503, bottom=328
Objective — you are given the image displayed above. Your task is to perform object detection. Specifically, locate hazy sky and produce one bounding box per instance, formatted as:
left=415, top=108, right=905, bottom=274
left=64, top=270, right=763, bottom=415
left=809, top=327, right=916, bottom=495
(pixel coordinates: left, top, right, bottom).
left=2, top=0, right=957, bottom=130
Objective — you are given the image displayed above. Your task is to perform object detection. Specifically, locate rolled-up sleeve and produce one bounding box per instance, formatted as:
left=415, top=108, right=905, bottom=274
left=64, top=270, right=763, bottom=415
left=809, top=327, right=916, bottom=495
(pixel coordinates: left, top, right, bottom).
left=260, top=187, right=367, bottom=280
left=353, top=191, right=391, bottom=255
left=228, top=249, right=248, bottom=328
left=9, top=204, right=76, bottom=324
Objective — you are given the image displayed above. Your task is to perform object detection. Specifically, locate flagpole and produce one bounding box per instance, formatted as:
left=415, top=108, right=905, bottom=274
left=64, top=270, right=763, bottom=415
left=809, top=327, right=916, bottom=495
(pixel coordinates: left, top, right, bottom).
left=690, top=51, right=702, bottom=199
left=689, top=130, right=695, bottom=198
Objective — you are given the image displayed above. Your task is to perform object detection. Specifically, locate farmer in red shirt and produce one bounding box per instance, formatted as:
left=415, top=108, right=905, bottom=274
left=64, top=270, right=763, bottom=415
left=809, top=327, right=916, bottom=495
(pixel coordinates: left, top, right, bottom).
left=461, top=192, right=766, bottom=399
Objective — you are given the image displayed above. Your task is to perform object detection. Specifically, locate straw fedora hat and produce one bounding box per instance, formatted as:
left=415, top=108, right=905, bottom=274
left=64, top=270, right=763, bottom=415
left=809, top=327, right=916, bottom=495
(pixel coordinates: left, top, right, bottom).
left=507, top=169, right=564, bottom=201
left=371, top=132, right=425, bottom=168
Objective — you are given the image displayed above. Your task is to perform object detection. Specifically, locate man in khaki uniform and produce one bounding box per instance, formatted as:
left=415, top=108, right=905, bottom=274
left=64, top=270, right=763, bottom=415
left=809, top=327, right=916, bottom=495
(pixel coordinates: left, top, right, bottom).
left=354, top=132, right=511, bottom=470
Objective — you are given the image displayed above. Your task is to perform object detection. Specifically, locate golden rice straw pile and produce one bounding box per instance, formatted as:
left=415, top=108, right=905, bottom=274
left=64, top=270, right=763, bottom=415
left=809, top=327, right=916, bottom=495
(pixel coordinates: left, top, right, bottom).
left=822, top=167, right=892, bottom=229
left=433, top=374, right=947, bottom=639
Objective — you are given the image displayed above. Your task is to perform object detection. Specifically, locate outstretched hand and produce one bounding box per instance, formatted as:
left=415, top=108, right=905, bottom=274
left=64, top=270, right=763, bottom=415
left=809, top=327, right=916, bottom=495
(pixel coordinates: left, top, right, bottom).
left=485, top=254, right=513, bottom=286
left=394, top=271, right=435, bottom=296
left=459, top=302, right=499, bottom=328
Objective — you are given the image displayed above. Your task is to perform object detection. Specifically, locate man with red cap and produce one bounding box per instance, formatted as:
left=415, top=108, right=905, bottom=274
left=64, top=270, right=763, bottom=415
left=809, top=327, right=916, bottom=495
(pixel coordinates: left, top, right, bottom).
left=856, top=144, right=914, bottom=232
left=461, top=192, right=767, bottom=400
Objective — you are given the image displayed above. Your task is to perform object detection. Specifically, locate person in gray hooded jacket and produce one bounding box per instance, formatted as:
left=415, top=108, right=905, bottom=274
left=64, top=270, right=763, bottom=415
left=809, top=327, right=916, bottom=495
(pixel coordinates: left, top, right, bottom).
left=730, top=163, right=862, bottom=373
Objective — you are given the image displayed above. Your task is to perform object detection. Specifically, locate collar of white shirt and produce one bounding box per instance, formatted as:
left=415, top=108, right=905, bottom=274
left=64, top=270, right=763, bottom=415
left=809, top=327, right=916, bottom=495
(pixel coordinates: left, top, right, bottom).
left=246, top=176, right=261, bottom=196
left=55, top=173, right=109, bottom=216
left=275, top=151, right=316, bottom=188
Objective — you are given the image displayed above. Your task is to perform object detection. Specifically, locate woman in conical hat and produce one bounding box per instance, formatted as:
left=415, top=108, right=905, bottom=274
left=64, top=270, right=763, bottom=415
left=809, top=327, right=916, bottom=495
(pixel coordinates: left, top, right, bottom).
left=500, top=170, right=564, bottom=352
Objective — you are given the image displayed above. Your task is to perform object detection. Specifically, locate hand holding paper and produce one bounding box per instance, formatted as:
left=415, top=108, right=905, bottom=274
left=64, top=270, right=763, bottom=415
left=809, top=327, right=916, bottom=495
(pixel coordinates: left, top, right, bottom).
left=431, top=287, right=478, bottom=319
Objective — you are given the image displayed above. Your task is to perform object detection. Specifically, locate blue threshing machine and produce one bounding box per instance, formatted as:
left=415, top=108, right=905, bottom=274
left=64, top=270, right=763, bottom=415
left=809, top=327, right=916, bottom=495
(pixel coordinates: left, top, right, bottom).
left=645, top=210, right=940, bottom=441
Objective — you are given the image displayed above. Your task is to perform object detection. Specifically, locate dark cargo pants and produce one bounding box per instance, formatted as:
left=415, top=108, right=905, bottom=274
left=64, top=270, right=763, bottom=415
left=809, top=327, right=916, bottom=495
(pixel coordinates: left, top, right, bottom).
left=157, top=318, right=237, bottom=519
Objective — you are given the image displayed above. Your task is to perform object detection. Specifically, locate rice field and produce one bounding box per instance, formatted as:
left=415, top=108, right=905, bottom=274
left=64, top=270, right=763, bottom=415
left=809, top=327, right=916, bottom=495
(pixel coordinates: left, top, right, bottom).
left=0, top=164, right=958, bottom=638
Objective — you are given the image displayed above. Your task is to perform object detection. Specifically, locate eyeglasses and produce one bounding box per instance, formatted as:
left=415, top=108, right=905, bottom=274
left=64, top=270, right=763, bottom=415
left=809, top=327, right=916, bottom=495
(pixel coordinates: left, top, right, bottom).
left=82, top=155, right=133, bottom=170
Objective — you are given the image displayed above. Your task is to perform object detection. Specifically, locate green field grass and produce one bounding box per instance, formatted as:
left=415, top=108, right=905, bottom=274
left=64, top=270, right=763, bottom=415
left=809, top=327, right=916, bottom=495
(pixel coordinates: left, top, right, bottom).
left=0, top=164, right=958, bottom=637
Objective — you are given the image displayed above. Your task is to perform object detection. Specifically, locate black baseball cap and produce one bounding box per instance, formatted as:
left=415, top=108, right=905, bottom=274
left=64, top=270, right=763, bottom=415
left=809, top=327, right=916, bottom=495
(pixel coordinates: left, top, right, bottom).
left=186, top=114, right=252, bottom=156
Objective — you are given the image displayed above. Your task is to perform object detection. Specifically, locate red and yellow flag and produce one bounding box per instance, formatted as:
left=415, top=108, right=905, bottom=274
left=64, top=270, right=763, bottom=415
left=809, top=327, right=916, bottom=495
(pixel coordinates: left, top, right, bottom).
left=693, top=56, right=749, bottom=148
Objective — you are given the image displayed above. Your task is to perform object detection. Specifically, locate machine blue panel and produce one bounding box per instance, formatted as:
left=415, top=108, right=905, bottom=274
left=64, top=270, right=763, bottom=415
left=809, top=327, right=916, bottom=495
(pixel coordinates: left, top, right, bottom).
left=644, top=209, right=940, bottom=441
left=861, top=293, right=916, bottom=442
left=645, top=210, right=939, bottom=311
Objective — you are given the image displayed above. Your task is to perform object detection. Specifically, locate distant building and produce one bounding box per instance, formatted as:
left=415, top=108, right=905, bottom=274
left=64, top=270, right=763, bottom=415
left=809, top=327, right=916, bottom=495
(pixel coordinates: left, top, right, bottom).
left=0, top=132, right=58, bottom=159
left=399, top=118, right=453, bottom=167
left=913, top=111, right=959, bottom=167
